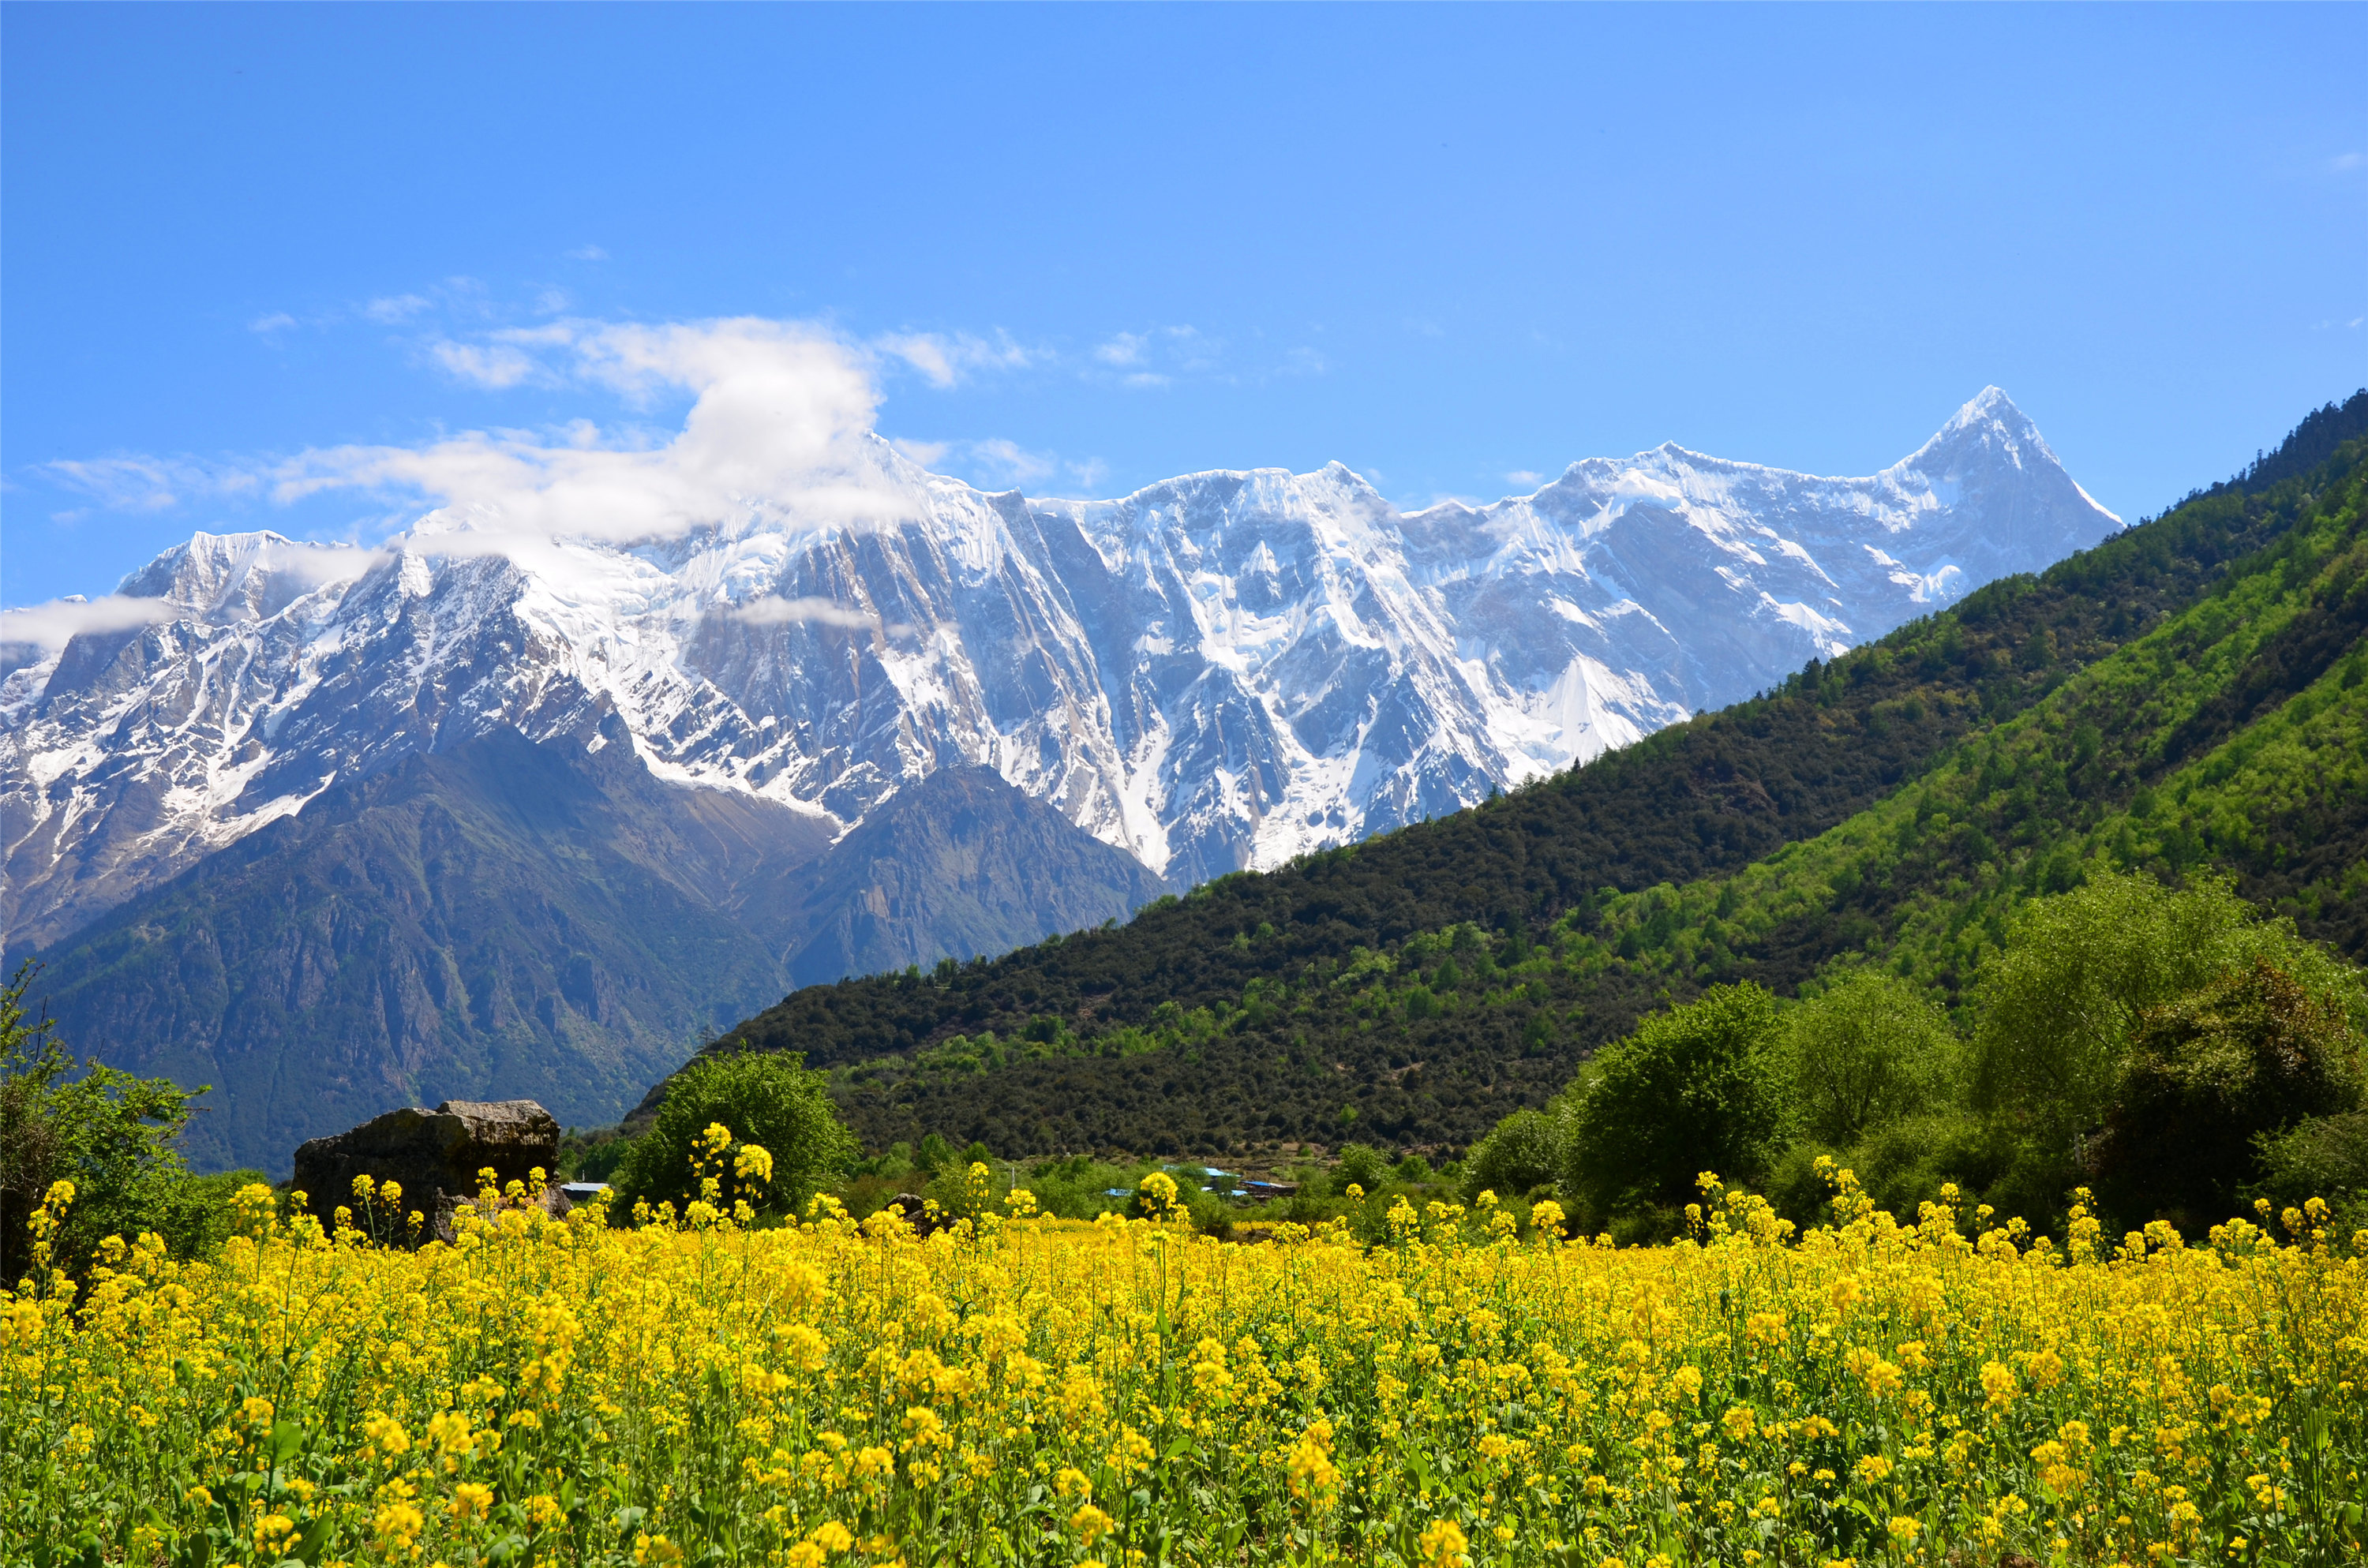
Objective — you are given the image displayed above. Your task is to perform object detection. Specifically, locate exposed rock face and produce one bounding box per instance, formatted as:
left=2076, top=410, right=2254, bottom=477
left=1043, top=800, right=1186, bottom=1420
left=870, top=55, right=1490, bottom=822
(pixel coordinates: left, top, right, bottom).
left=28, top=730, right=1167, bottom=1177
left=292, top=1098, right=560, bottom=1240
left=3, top=389, right=2121, bottom=953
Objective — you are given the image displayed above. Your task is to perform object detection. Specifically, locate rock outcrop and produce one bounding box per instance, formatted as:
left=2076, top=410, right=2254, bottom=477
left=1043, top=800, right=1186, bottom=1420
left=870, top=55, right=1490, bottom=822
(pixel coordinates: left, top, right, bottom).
left=292, top=1098, right=561, bottom=1241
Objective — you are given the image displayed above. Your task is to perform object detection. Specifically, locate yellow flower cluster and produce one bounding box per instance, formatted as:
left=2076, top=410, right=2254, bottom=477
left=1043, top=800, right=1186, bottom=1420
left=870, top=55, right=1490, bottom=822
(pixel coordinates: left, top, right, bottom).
left=4, top=1164, right=2364, bottom=1565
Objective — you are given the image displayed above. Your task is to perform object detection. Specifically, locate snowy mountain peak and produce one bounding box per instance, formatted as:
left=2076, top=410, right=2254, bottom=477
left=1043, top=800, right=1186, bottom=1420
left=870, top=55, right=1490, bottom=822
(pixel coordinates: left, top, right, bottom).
left=2, top=394, right=2123, bottom=951
left=116, top=530, right=380, bottom=627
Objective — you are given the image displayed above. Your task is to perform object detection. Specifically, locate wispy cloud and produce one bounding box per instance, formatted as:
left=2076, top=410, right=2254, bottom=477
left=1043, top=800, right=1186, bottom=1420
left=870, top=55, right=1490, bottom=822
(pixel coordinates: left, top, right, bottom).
left=889, top=437, right=950, bottom=467
left=566, top=244, right=609, bottom=262
left=262, top=317, right=919, bottom=574
left=0, top=593, right=175, bottom=649
left=3, top=538, right=383, bottom=649
left=43, top=455, right=260, bottom=511
left=1083, top=325, right=1318, bottom=391
left=40, top=311, right=1146, bottom=605
left=363, top=294, right=433, bottom=324
left=1091, top=327, right=1216, bottom=380
left=894, top=436, right=1062, bottom=491
left=249, top=312, right=298, bottom=335
left=729, top=594, right=913, bottom=640
left=2333, top=152, right=2366, bottom=173
left=1093, top=332, right=1148, bottom=368
left=1505, top=470, right=1545, bottom=488
left=874, top=330, right=1032, bottom=389
left=430, top=339, right=544, bottom=388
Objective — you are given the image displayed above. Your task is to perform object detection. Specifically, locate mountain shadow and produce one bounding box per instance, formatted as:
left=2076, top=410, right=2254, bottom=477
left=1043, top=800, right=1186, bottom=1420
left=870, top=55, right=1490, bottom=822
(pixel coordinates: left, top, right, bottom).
left=29, top=725, right=1167, bottom=1173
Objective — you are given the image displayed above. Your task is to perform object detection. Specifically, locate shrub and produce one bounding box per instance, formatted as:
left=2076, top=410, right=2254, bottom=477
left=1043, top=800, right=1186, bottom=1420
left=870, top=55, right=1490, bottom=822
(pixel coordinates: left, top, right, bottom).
left=1971, top=870, right=2361, bottom=1139
left=1783, top=968, right=1964, bottom=1147
left=2254, top=1110, right=2368, bottom=1232
left=613, top=1049, right=856, bottom=1219
left=1, top=963, right=210, bottom=1279
left=1331, top=1143, right=1392, bottom=1195
left=2089, top=960, right=2364, bottom=1229
left=1559, top=982, right=1787, bottom=1216
left=1462, top=1108, right=1563, bottom=1202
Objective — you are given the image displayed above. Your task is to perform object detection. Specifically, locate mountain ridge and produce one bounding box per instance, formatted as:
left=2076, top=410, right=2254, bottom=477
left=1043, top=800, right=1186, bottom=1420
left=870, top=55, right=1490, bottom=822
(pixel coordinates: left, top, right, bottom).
left=647, top=392, right=2367, bottom=1158
left=22, top=725, right=1167, bottom=1173
left=4, top=389, right=2118, bottom=954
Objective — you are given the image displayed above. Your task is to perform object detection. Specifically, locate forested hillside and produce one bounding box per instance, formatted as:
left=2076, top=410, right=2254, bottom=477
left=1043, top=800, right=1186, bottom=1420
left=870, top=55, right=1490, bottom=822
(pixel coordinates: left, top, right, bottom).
left=649, top=394, right=2368, bottom=1157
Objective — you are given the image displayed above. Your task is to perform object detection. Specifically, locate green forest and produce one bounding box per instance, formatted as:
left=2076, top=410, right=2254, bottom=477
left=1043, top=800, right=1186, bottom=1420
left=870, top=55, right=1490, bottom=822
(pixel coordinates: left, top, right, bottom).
left=8, top=393, right=2366, bottom=1274
left=645, top=393, right=2366, bottom=1196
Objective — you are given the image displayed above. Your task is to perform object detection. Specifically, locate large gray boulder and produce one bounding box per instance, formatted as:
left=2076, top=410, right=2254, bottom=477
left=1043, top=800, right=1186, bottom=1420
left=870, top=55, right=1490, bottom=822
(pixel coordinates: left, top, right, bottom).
left=292, top=1098, right=562, bottom=1241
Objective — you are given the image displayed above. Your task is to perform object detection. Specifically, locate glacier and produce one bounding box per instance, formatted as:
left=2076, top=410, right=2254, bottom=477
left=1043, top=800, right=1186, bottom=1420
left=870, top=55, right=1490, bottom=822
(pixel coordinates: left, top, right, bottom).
left=1, top=387, right=2119, bottom=952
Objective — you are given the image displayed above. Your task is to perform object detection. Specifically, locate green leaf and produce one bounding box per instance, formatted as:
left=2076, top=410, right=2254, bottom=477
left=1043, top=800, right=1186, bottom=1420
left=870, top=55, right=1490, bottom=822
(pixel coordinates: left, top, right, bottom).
left=264, top=1419, right=305, bottom=1465
left=290, top=1517, right=333, bottom=1564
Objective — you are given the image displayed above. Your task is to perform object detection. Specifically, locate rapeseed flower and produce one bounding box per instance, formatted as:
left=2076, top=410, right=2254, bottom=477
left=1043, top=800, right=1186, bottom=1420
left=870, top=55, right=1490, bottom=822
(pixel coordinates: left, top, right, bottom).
left=2, top=1156, right=2360, bottom=1564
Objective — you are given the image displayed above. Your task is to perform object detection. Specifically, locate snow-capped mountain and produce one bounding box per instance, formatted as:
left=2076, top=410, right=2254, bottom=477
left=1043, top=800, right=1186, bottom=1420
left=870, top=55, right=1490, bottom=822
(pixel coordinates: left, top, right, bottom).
left=1, top=387, right=2118, bottom=952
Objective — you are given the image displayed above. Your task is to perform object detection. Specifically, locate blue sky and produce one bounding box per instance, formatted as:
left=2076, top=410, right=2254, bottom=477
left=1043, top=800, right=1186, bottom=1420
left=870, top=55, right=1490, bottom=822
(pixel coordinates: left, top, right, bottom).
left=3, top=2, right=2362, bottom=612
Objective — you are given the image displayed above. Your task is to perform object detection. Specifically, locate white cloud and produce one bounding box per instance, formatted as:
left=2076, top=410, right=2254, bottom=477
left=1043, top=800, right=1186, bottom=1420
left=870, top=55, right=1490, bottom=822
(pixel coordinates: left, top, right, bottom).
left=2, top=538, right=380, bottom=648
left=364, top=294, right=432, bottom=324
left=272, top=317, right=918, bottom=565
left=1, top=593, right=174, bottom=649
left=567, top=244, right=609, bottom=261
left=1094, top=332, right=1148, bottom=367
left=873, top=330, right=1031, bottom=389
left=1159, top=325, right=1219, bottom=372
left=729, top=595, right=909, bottom=639
left=887, top=436, right=1111, bottom=496
left=48, top=316, right=1083, bottom=602
left=892, top=436, right=1062, bottom=491
left=2333, top=152, right=2366, bottom=173
left=43, top=455, right=258, bottom=511
left=1506, top=470, right=1545, bottom=488
left=430, top=340, right=541, bottom=388
left=961, top=438, right=1058, bottom=490
left=1087, top=325, right=1231, bottom=388
left=249, top=312, right=298, bottom=335
left=890, top=437, right=950, bottom=467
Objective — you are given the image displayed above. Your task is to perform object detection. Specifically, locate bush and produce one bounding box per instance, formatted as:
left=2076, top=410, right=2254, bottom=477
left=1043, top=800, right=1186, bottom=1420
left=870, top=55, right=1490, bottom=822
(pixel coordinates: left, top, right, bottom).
left=1971, top=870, right=2362, bottom=1140
left=613, top=1049, right=856, bottom=1219
left=1560, top=982, right=1787, bottom=1218
left=2254, top=1111, right=2368, bottom=1232
left=155, top=1169, right=275, bottom=1260
left=1, top=963, right=210, bottom=1280
left=2089, top=960, right=2364, bottom=1229
left=1462, top=1108, right=1563, bottom=1202
left=1783, top=969, right=1963, bottom=1147
left=1332, top=1143, right=1392, bottom=1195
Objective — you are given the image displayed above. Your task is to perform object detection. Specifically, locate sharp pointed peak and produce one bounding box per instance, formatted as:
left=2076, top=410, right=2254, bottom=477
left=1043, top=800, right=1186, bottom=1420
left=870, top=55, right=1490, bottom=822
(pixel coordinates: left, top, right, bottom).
left=1946, top=385, right=2034, bottom=431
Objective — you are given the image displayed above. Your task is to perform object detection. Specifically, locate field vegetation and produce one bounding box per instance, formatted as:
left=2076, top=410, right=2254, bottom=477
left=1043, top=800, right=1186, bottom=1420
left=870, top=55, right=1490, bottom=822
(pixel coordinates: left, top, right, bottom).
left=665, top=397, right=2368, bottom=1162
left=8, top=1149, right=2365, bottom=1566
left=7, top=395, right=2368, bottom=1562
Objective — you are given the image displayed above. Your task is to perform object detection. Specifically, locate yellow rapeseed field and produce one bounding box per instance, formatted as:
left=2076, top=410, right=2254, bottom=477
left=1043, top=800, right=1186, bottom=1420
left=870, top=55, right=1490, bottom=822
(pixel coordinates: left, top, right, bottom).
left=5, top=1133, right=2364, bottom=1567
